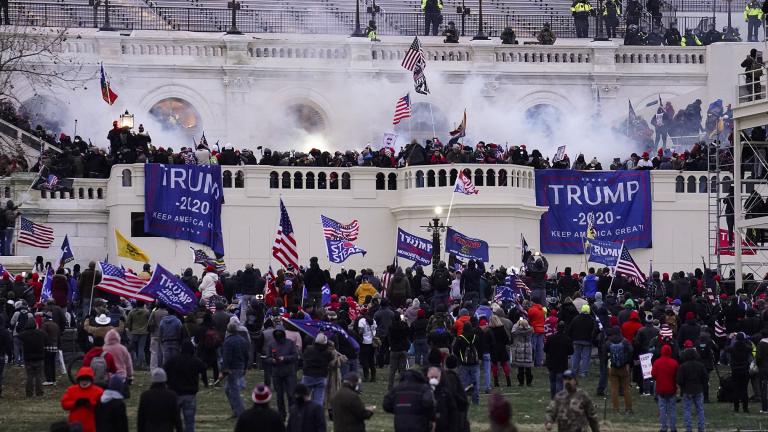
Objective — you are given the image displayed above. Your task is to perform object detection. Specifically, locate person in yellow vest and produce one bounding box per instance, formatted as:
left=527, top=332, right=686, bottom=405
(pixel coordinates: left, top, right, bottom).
left=681, top=28, right=702, bottom=46
left=745, top=0, right=764, bottom=41
left=571, top=0, right=594, bottom=38
left=602, top=0, right=622, bottom=38
left=422, top=0, right=443, bottom=36
left=365, top=20, right=380, bottom=42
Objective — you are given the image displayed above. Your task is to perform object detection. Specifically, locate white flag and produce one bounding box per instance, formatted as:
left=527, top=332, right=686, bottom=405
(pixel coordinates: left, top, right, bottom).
left=381, top=132, right=398, bottom=148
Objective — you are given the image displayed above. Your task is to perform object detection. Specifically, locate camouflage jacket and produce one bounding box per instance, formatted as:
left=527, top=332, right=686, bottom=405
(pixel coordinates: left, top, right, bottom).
left=545, top=388, right=599, bottom=432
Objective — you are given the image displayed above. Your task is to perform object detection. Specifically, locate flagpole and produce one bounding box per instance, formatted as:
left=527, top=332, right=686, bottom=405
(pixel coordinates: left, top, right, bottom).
left=87, top=262, right=99, bottom=318
left=429, top=104, right=436, bottom=139
left=607, top=240, right=624, bottom=295
left=445, top=186, right=457, bottom=227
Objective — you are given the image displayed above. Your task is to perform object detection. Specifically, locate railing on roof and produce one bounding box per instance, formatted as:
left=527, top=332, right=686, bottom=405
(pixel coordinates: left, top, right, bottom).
left=665, top=0, right=746, bottom=13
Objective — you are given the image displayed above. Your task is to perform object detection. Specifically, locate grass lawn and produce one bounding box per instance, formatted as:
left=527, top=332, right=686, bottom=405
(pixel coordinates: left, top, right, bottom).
left=2, top=364, right=768, bottom=431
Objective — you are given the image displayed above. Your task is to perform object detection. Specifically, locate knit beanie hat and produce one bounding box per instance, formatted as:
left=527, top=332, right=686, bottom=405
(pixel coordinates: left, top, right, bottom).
left=150, top=368, right=167, bottom=384
left=252, top=384, right=272, bottom=404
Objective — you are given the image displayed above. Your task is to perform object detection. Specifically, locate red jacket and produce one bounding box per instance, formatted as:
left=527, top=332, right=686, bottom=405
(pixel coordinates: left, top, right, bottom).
left=60, top=367, right=104, bottom=432
left=82, top=347, right=117, bottom=375
left=651, top=345, right=679, bottom=396
left=621, top=311, right=643, bottom=343
left=528, top=304, right=546, bottom=334
left=454, top=315, right=471, bottom=336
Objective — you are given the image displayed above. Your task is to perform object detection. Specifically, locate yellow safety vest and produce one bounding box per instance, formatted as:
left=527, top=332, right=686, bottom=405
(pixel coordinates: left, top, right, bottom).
left=603, top=0, right=621, bottom=16
left=421, top=0, right=443, bottom=11
left=745, top=3, right=764, bottom=20
left=681, top=35, right=702, bottom=46
left=571, top=2, right=593, bottom=15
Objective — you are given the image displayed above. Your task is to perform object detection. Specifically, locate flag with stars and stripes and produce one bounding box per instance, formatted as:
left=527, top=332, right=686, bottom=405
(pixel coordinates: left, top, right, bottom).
left=273, top=199, right=299, bottom=270
left=190, top=247, right=227, bottom=273
left=401, top=36, right=426, bottom=72
left=392, top=93, right=412, bottom=125
left=615, top=244, right=646, bottom=286
left=96, top=261, right=154, bottom=302
left=321, top=215, right=360, bottom=241
left=454, top=171, right=479, bottom=195
left=0, top=264, right=12, bottom=279
left=17, top=217, right=55, bottom=248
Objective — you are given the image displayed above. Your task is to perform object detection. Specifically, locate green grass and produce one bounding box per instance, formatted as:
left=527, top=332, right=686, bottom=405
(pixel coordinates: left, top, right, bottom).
left=1, top=364, right=768, bottom=431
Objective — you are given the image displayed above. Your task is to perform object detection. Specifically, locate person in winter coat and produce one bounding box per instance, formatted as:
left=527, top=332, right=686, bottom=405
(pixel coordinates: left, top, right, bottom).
left=388, top=314, right=411, bottom=390
left=511, top=318, right=534, bottom=386
left=454, top=321, right=481, bottom=405
left=726, top=332, right=753, bottom=413
left=164, top=341, right=208, bottom=432
left=235, top=384, right=286, bottom=432
left=95, top=375, right=129, bottom=432
left=302, top=333, right=334, bottom=406
left=198, top=268, right=219, bottom=302
left=677, top=312, right=700, bottom=349
left=489, top=315, right=511, bottom=387
left=102, top=329, right=133, bottom=383
left=426, top=366, right=459, bottom=432
left=567, top=305, right=595, bottom=378
left=545, top=370, right=599, bottom=432
left=676, top=347, right=707, bottom=431
left=355, top=278, right=376, bottom=305
left=651, top=344, right=679, bottom=432
left=383, top=369, right=435, bottom=432
left=264, top=327, right=298, bottom=419
left=61, top=367, right=104, bottom=432
left=137, top=368, right=183, bottom=432
left=287, top=383, right=326, bottom=432
left=545, top=321, right=574, bottom=399
left=388, top=267, right=410, bottom=309
left=331, top=372, right=374, bottom=432
left=605, top=325, right=633, bottom=414
left=222, top=322, right=250, bottom=418
left=528, top=301, right=546, bottom=367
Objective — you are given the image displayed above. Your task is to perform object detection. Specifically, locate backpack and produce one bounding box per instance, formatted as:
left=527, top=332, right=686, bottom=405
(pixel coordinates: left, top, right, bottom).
left=203, top=328, right=222, bottom=349
left=609, top=341, right=627, bottom=368
left=460, top=335, right=479, bottom=366
left=91, top=351, right=109, bottom=387
left=15, top=310, right=28, bottom=334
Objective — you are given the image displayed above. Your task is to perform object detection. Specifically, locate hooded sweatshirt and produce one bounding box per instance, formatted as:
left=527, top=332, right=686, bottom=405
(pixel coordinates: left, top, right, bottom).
left=102, top=329, right=133, bottom=378
left=60, top=368, right=104, bottom=432
left=620, top=310, right=643, bottom=343
left=651, top=345, right=679, bottom=396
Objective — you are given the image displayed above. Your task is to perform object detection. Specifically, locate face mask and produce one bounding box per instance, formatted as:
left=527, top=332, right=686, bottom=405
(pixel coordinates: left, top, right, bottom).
left=429, top=378, right=439, bottom=387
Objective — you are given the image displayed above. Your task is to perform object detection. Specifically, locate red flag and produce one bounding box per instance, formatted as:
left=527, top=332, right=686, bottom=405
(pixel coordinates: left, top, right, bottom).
left=265, top=266, right=278, bottom=307
left=100, top=64, right=118, bottom=105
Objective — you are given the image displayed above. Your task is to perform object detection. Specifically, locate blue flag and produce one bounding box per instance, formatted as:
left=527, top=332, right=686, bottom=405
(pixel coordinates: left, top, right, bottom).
left=325, top=239, right=366, bottom=263
left=587, top=239, right=622, bottom=267
left=138, top=264, right=197, bottom=315
left=144, top=163, right=225, bottom=255
left=395, top=228, right=432, bottom=266
left=285, top=318, right=360, bottom=352
left=474, top=305, right=492, bottom=320
left=494, top=284, right=514, bottom=303
left=321, top=283, right=331, bottom=306
left=445, top=228, right=489, bottom=262
left=39, top=267, right=54, bottom=302
left=60, top=235, right=74, bottom=265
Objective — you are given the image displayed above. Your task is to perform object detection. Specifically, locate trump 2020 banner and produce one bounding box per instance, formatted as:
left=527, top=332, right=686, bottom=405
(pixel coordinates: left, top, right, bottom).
left=535, top=170, right=652, bottom=254
left=139, top=264, right=197, bottom=315
left=587, top=239, right=622, bottom=267
left=144, top=164, right=224, bottom=255
left=445, top=228, right=489, bottom=262
left=396, top=228, right=433, bottom=266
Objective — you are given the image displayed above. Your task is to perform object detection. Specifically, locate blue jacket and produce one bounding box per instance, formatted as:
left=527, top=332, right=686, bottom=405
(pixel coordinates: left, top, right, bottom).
left=583, top=274, right=598, bottom=299
left=222, top=334, right=250, bottom=372
left=158, top=315, right=183, bottom=343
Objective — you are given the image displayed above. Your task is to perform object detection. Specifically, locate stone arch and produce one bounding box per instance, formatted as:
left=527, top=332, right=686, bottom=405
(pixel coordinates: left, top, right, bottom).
left=121, top=169, right=132, bottom=187
left=138, top=84, right=214, bottom=138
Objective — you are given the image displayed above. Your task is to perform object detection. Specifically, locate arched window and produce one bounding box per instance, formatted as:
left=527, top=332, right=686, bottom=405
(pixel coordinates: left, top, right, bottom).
left=387, top=173, right=397, bottom=190
left=121, top=169, right=132, bottom=187
left=698, top=176, right=708, bottom=193
left=438, top=170, right=447, bottom=187
left=88, top=188, right=94, bottom=199
left=498, top=169, right=508, bottom=186
left=722, top=176, right=731, bottom=194
left=686, top=176, right=696, bottom=193
left=97, top=188, right=103, bottom=199
left=270, top=171, right=279, bottom=189
left=3, top=186, right=9, bottom=198
left=41, top=190, right=47, bottom=199
left=711, top=176, right=717, bottom=194
left=306, top=172, right=315, bottom=189
left=474, top=169, right=484, bottom=186
left=235, top=171, right=244, bottom=188
left=78, top=188, right=84, bottom=199
left=223, top=171, right=233, bottom=188
left=376, top=173, right=385, bottom=190
left=427, top=170, right=436, bottom=187
left=294, top=172, right=303, bottom=189
left=281, top=172, right=291, bottom=189
left=330, top=172, right=339, bottom=189
left=148, top=97, right=202, bottom=138
left=341, top=173, right=351, bottom=190
left=486, top=169, right=496, bottom=186
left=415, top=170, right=425, bottom=188
left=450, top=169, right=458, bottom=185
left=675, top=176, right=684, bottom=193
left=318, top=172, right=327, bottom=189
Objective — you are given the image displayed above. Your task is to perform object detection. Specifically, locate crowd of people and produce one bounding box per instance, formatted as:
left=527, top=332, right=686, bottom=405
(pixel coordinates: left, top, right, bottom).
left=1, top=250, right=768, bottom=431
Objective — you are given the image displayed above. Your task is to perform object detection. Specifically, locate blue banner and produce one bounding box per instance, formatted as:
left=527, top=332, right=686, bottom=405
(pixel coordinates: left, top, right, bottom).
left=285, top=318, right=360, bottom=352
left=396, top=228, right=433, bottom=266
left=144, top=164, right=224, bottom=255
left=445, top=228, right=489, bottom=262
left=587, top=239, right=622, bottom=267
left=535, top=170, right=652, bottom=253
left=139, top=264, right=197, bottom=315
left=325, top=239, right=366, bottom=263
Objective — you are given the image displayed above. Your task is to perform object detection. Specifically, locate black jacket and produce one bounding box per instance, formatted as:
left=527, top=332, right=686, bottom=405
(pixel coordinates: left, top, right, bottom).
left=567, top=314, right=595, bottom=343
left=727, top=340, right=753, bottom=375
left=240, top=268, right=259, bottom=295
left=389, top=319, right=411, bottom=352
left=304, top=263, right=326, bottom=294
left=331, top=385, right=373, bottom=432
left=677, top=320, right=701, bottom=349
left=287, top=400, right=326, bottom=432
left=545, top=332, right=574, bottom=373
left=95, top=395, right=129, bottom=432
left=676, top=349, right=708, bottom=394
left=18, top=328, right=46, bottom=362
left=164, top=353, right=208, bottom=396
left=383, top=370, right=435, bottom=432
left=235, top=404, right=286, bottom=432
left=137, top=384, right=183, bottom=432
left=302, top=343, right=333, bottom=378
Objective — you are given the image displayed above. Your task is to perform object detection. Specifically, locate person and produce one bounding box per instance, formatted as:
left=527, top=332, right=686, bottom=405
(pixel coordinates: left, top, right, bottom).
left=726, top=332, right=753, bottom=413
left=443, top=21, right=459, bottom=43
left=357, top=314, right=377, bottom=382
left=489, top=315, right=511, bottom=387
left=651, top=344, right=678, bottom=432
left=302, top=332, right=334, bottom=406
left=137, top=368, right=183, bottom=432
left=664, top=22, right=682, bottom=46
left=77, top=261, right=101, bottom=319
left=94, top=375, right=129, bottom=432
left=18, top=319, right=45, bottom=397
left=158, top=310, right=184, bottom=363
left=287, top=383, right=326, bottom=432
left=0, top=0, right=9, bottom=25
left=102, top=329, right=133, bottom=390
left=331, top=372, right=375, bottom=432
left=0, top=200, right=19, bottom=256
left=222, top=322, right=250, bottom=418
left=388, top=314, right=411, bottom=390
left=422, top=0, right=443, bottom=36
left=126, top=301, right=149, bottom=370
left=60, top=367, right=104, bottom=432
left=741, top=48, right=764, bottom=102
left=605, top=325, right=633, bottom=414
left=625, top=0, right=642, bottom=25
left=545, top=370, right=599, bottom=432
left=82, top=336, right=117, bottom=388
left=537, top=23, right=557, bottom=45
left=454, top=321, right=481, bottom=405
left=528, top=299, right=546, bottom=367
left=568, top=304, right=595, bottom=378
left=545, top=321, right=573, bottom=399
left=500, top=27, right=517, bottom=44
left=746, top=0, right=764, bottom=42
left=571, top=0, right=593, bottom=38
left=427, top=366, right=457, bottom=432
left=365, top=20, right=380, bottom=42
left=164, top=341, right=208, bottom=432
left=677, top=344, right=707, bottom=431
left=264, top=327, right=298, bottom=419
left=511, top=318, right=534, bottom=387
left=602, top=0, right=621, bottom=38
left=488, top=392, right=519, bottom=432
left=235, top=384, right=286, bottom=432
left=756, top=329, right=768, bottom=413
left=701, top=23, right=722, bottom=45
left=147, top=303, right=168, bottom=369
left=0, top=316, right=11, bottom=397
left=383, top=369, right=435, bottom=432
left=681, top=28, right=702, bottom=46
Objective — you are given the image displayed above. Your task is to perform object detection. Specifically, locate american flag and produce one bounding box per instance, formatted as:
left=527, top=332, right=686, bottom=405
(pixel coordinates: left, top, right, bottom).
left=18, top=217, right=55, bottom=248
left=0, top=264, right=13, bottom=279
left=615, top=244, right=646, bottom=286
left=392, top=93, right=412, bottom=125
left=190, top=247, right=227, bottom=273
left=265, top=265, right=278, bottom=306
left=96, top=261, right=154, bottom=302
left=454, top=171, right=479, bottom=195
left=321, top=215, right=360, bottom=241
left=401, top=36, right=426, bottom=72
left=273, top=199, right=299, bottom=270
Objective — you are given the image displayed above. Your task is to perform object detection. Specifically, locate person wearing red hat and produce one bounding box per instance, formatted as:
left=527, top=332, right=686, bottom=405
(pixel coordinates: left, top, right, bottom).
left=60, top=367, right=104, bottom=432
left=677, top=312, right=700, bottom=350
left=652, top=344, right=679, bottom=432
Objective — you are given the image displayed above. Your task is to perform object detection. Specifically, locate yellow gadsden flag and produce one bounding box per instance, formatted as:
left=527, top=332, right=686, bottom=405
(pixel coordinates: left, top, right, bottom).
left=115, top=229, right=150, bottom=263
